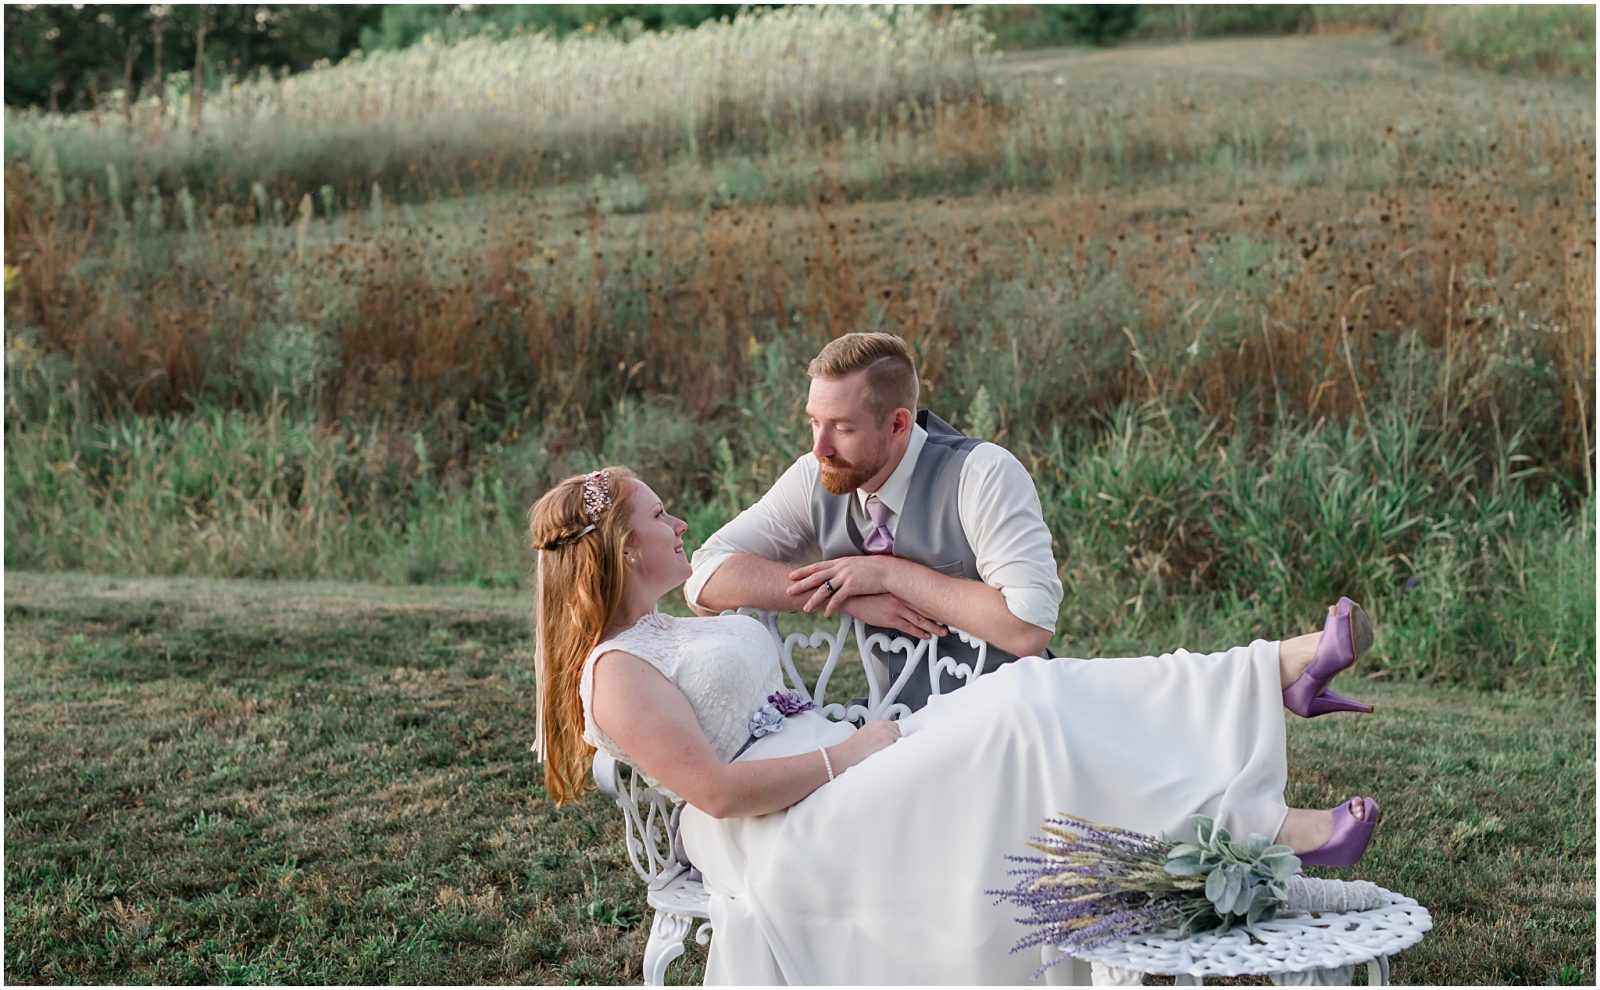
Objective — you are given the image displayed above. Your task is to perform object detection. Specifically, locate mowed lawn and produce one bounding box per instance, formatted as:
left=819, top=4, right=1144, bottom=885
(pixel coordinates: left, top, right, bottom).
left=3, top=571, right=1593, bottom=985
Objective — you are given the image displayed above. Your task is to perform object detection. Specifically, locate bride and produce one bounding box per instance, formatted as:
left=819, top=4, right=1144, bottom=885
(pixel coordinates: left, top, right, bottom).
left=531, top=467, right=1383, bottom=985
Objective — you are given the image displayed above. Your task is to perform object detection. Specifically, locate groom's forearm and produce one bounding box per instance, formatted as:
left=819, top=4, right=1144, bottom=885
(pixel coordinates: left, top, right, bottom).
left=692, top=554, right=814, bottom=615
left=882, top=560, right=1054, bottom=658
left=699, top=554, right=1053, bottom=655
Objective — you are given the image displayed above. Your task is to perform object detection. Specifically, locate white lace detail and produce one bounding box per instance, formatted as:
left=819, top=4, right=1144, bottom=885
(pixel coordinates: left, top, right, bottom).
left=581, top=611, right=785, bottom=800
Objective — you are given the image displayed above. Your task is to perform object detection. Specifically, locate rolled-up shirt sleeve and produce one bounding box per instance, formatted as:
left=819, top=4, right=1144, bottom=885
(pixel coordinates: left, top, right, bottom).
left=685, top=454, right=822, bottom=609
left=958, top=445, right=1062, bottom=633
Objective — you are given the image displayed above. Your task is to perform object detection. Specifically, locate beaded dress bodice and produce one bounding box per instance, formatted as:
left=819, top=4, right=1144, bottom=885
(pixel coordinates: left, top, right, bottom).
left=581, top=611, right=785, bottom=799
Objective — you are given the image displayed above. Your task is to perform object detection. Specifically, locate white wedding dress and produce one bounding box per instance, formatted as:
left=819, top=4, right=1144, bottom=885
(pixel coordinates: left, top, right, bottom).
left=581, top=611, right=1290, bottom=985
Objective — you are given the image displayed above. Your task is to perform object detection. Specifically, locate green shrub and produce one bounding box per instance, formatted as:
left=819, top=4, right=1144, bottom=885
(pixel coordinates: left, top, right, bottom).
left=1424, top=4, right=1595, bottom=78
left=981, top=3, right=1595, bottom=79
left=8, top=384, right=1590, bottom=689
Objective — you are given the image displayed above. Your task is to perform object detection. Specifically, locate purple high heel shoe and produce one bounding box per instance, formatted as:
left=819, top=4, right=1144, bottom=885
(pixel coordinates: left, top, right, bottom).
left=1298, top=797, right=1381, bottom=867
left=1283, top=597, right=1375, bottom=718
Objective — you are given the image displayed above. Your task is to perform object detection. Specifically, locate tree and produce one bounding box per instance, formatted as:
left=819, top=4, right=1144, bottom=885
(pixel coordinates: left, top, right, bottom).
left=2, top=4, right=755, bottom=112
left=1048, top=5, right=1142, bottom=47
left=3, top=4, right=386, bottom=111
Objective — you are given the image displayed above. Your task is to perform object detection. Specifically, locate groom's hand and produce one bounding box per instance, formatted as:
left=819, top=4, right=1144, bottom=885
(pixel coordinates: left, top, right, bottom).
left=788, top=556, right=898, bottom=615
left=838, top=593, right=949, bottom=641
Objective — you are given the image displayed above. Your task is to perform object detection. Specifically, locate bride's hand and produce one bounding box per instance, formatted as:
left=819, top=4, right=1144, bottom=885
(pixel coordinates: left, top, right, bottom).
left=832, top=719, right=901, bottom=774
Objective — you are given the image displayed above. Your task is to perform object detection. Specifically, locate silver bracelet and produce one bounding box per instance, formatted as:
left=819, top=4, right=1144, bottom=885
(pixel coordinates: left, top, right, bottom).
left=818, top=746, right=835, bottom=782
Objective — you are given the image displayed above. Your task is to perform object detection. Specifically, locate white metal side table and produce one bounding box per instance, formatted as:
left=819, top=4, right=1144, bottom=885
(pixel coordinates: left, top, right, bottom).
left=1041, top=887, right=1432, bottom=986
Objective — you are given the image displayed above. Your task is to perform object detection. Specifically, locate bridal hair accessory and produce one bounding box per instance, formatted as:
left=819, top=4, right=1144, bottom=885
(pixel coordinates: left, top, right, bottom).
left=991, top=814, right=1384, bottom=974
left=535, top=471, right=614, bottom=550
left=581, top=469, right=612, bottom=521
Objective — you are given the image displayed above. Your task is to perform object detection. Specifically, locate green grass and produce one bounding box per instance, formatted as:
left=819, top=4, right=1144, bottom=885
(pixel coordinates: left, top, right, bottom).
left=2, top=574, right=643, bottom=984
left=3, top=572, right=1593, bottom=984
left=9, top=370, right=1592, bottom=690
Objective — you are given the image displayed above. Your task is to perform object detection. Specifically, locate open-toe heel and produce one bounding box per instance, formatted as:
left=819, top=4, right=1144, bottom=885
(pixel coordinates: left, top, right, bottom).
left=1283, top=597, right=1375, bottom=718
left=1298, top=796, right=1381, bottom=868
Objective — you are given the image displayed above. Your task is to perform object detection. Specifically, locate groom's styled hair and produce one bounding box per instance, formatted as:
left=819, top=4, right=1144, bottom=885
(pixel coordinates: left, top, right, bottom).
left=807, top=332, right=919, bottom=423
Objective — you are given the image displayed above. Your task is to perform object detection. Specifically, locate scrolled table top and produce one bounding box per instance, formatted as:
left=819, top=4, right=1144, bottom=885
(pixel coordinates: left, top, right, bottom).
left=1063, top=888, right=1433, bottom=979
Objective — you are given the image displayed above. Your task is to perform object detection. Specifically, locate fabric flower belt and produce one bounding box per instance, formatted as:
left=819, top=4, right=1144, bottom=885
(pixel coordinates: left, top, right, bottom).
left=733, top=689, right=816, bottom=758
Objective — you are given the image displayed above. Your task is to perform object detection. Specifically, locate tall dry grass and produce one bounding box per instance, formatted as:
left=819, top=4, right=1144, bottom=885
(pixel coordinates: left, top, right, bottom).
left=4, top=25, right=1593, bottom=685
left=8, top=50, right=1592, bottom=486
left=5, top=6, right=994, bottom=216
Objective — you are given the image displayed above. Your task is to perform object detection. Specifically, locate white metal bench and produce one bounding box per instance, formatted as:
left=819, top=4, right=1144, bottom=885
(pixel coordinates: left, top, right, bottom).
left=591, top=607, right=993, bottom=985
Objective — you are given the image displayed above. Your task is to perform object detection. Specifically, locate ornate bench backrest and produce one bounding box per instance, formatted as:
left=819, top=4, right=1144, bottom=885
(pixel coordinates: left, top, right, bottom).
left=740, top=608, right=991, bottom=722
left=593, top=609, right=989, bottom=888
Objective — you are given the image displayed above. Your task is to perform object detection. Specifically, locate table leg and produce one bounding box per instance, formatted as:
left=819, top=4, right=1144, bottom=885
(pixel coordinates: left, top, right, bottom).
left=1089, top=962, right=1147, bottom=985
left=1272, top=964, right=1356, bottom=985
left=1038, top=946, right=1095, bottom=986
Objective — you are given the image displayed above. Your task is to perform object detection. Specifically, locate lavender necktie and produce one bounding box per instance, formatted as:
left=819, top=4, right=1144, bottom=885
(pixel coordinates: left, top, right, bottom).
left=862, top=495, right=894, bottom=555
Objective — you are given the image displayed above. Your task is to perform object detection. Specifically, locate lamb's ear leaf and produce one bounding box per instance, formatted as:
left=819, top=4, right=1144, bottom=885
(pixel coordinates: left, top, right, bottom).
left=1247, top=887, right=1278, bottom=927
left=1218, top=865, right=1246, bottom=913
left=1205, top=865, right=1228, bottom=903
left=1236, top=868, right=1261, bottom=915
left=1271, top=856, right=1302, bottom=883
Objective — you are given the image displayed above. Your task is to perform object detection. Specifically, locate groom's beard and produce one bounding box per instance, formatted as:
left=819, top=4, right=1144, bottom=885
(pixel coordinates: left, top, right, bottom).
left=818, top=453, right=884, bottom=496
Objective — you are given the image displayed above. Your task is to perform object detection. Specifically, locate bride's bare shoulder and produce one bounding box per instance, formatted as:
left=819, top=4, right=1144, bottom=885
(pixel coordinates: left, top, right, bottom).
left=592, top=647, right=651, bottom=673
left=591, top=648, right=673, bottom=688
left=590, top=647, right=697, bottom=737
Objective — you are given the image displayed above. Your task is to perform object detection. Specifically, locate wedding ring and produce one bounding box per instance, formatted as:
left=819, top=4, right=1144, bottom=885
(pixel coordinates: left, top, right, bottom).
left=823, top=580, right=837, bottom=595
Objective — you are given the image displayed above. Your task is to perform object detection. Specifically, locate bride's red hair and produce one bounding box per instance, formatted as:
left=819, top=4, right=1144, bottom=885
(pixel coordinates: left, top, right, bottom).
left=528, top=466, right=638, bottom=805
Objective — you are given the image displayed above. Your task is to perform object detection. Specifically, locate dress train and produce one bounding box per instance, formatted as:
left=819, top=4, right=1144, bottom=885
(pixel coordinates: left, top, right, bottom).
left=680, top=640, right=1291, bottom=985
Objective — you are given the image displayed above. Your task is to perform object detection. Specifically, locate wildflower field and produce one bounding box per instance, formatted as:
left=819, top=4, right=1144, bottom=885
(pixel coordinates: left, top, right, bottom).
left=4, top=6, right=1595, bottom=984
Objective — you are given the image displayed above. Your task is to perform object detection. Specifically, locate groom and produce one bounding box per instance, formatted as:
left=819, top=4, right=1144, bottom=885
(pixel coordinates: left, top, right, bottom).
left=687, top=332, right=1062, bottom=711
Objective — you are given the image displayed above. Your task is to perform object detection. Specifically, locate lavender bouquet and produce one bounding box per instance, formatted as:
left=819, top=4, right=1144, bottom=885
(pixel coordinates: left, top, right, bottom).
left=991, top=813, right=1383, bottom=965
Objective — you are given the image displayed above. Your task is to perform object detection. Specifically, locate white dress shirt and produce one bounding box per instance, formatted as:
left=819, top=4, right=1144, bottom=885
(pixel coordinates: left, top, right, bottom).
left=686, top=424, right=1062, bottom=632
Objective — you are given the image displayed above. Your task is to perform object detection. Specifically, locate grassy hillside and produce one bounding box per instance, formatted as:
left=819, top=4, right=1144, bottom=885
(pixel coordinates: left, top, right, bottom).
left=4, top=10, right=1594, bottom=687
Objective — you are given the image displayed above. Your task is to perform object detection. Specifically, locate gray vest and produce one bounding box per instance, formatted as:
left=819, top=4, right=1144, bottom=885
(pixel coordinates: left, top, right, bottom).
left=810, top=411, right=1026, bottom=712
